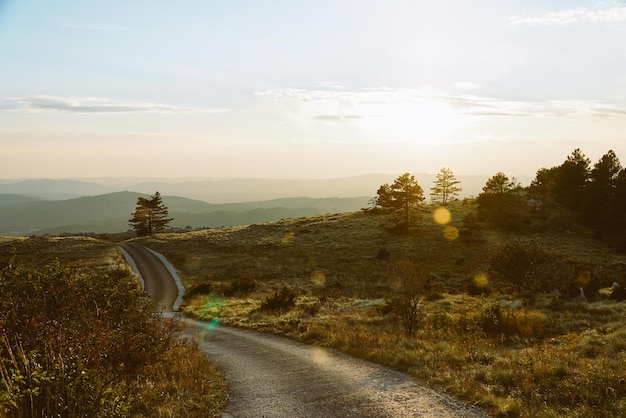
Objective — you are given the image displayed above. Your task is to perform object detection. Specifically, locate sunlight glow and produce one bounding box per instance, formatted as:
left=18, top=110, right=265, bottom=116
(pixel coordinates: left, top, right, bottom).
left=473, top=272, right=490, bottom=288
left=433, top=207, right=452, bottom=225
left=443, top=225, right=459, bottom=240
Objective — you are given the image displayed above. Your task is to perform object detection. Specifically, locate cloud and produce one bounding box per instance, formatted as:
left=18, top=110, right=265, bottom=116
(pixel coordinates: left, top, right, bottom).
left=256, top=86, right=626, bottom=122
left=56, top=17, right=130, bottom=32
left=6, top=95, right=227, bottom=114
left=509, top=6, right=626, bottom=26
left=454, top=82, right=479, bottom=91
left=313, top=114, right=363, bottom=121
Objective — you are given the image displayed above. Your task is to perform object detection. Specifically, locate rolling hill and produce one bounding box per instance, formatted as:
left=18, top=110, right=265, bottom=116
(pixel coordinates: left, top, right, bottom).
left=0, top=192, right=371, bottom=236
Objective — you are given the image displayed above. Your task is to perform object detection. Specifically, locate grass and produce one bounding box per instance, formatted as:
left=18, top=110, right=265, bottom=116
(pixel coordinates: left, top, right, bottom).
left=136, top=201, right=626, bottom=417
left=6, top=201, right=626, bottom=416
left=0, top=236, right=227, bottom=417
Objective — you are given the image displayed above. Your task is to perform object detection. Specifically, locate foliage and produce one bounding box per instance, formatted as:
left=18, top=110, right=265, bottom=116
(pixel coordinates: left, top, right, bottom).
left=430, top=167, right=462, bottom=204
left=488, top=238, right=591, bottom=296
left=476, top=172, right=528, bottom=230
left=129, top=191, right=173, bottom=236
left=387, top=261, right=427, bottom=338
left=0, top=259, right=225, bottom=417
left=261, top=286, right=298, bottom=314
left=373, top=173, right=425, bottom=231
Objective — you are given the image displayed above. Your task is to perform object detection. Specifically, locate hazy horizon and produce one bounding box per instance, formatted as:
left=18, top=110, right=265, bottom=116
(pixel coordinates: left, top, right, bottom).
left=2, top=1, right=626, bottom=179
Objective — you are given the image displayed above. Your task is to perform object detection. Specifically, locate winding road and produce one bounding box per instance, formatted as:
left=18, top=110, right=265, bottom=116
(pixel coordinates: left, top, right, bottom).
left=121, top=242, right=486, bottom=417
left=119, top=242, right=181, bottom=312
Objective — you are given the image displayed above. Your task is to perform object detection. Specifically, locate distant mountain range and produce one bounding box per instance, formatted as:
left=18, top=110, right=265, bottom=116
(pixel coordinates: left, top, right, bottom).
left=0, top=174, right=532, bottom=236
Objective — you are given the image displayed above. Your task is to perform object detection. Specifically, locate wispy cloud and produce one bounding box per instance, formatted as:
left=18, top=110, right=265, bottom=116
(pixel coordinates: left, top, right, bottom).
left=509, top=6, right=626, bottom=26
left=56, top=17, right=130, bottom=32
left=256, top=86, right=626, bottom=121
left=6, top=95, right=227, bottom=114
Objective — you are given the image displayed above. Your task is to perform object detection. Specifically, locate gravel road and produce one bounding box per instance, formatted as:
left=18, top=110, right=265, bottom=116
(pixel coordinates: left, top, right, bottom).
left=122, top=243, right=486, bottom=417
left=119, top=242, right=181, bottom=312
left=183, top=319, right=486, bottom=418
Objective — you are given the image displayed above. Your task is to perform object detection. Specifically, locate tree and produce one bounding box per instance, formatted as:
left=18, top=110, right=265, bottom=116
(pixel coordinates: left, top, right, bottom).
left=482, top=172, right=519, bottom=194
left=477, top=172, right=526, bottom=230
left=374, top=173, right=425, bottom=228
left=581, top=150, right=622, bottom=231
left=430, top=167, right=462, bottom=204
left=129, top=191, right=173, bottom=236
left=553, top=148, right=590, bottom=210
left=388, top=261, right=427, bottom=339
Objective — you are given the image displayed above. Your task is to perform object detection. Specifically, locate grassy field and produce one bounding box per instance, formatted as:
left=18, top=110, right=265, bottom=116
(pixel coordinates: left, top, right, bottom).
left=135, top=201, right=626, bottom=417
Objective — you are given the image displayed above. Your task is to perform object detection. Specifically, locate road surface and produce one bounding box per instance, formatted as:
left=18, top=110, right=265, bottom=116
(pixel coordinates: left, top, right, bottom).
left=121, top=242, right=486, bottom=417
left=119, top=242, right=181, bottom=312
left=183, top=321, right=486, bottom=417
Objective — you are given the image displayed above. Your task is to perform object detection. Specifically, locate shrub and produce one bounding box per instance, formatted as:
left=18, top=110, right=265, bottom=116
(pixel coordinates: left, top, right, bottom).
left=0, top=261, right=174, bottom=416
left=489, top=238, right=584, bottom=295
left=388, top=261, right=427, bottom=338
left=261, top=286, right=298, bottom=314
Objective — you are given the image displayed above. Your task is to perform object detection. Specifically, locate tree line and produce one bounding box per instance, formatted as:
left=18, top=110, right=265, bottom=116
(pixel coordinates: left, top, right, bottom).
left=370, top=149, right=626, bottom=250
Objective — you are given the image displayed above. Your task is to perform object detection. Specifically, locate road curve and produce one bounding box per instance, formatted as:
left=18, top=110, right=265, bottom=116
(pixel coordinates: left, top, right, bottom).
left=120, top=244, right=485, bottom=417
left=119, top=242, right=180, bottom=312
left=183, top=319, right=486, bottom=418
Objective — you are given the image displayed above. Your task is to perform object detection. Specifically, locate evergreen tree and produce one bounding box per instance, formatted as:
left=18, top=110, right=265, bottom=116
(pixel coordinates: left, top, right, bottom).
left=374, top=173, right=425, bottom=228
left=477, top=172, right=525, bottom=230
left=481, top=172, right=519, bottom=194
left=581, top=150, right=622, bottom=230
left=129, top=192, right=173, bottom=236
left=553, top=148, right=590, bottom=210
left=430, top=167, right=462, bottom=204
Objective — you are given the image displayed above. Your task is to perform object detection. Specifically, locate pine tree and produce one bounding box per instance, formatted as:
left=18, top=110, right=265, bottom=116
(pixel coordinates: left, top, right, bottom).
left=129, top=192, right=173, bottom=236
left=374, top=173, right=425, bottom=228
left=430, top=167, right=462, bottom=204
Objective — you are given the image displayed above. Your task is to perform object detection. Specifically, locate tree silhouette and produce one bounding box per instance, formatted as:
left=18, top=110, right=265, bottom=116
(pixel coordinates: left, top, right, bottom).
left=129, top=191, right=173, bottom=236
left=374, top=173, right=425, bottom=229
left=482, top=172, right=519, bottom=194
left=430, top=167, right=462, bottom=204
left=553, top=148, right=590, bottom=210
left=477, top=172, right=525, bottom=230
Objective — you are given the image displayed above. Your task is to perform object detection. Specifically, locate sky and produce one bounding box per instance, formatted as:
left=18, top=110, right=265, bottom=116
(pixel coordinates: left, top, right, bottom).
left=1, top=0, right=626, bottom=179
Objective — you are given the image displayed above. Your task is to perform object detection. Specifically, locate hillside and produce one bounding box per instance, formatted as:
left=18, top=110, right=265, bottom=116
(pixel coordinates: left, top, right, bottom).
left=134, top=204, right=626, bottom=417
left=0, top=191, right=371, bottom=236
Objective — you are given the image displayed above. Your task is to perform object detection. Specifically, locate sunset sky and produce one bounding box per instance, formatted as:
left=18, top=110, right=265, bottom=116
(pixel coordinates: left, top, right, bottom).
left=1, top=0, right=626, bottom=179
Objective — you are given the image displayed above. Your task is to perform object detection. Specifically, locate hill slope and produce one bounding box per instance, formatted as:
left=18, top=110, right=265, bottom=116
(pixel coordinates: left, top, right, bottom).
left=0, top=192, right=371, bottom=236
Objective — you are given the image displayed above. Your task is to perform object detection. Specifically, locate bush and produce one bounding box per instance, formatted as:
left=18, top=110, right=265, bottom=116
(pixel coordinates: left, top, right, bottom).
left=0, top=261, right=172, bottom=416
left=261, top=286, right=298, bottom=314
left=489, top=238, right=584, bottom=295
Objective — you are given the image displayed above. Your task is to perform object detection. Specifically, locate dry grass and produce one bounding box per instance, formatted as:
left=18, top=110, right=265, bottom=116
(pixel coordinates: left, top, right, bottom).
left=136, top=202, right=626, bottom=417
left=1, top=236, right=228, bottom=417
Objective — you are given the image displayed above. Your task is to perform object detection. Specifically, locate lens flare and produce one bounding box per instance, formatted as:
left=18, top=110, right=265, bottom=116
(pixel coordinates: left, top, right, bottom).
left=473, top=272, right=489, bottom=288
left=577, top=270, right=591, bottom=286
left=200, top=293, right=223, bottom=330
left=443, top=225, right=459, bottom=240
left=433, top=207, right=451, bottom=225
left=311, top=270, right=326, bottom=287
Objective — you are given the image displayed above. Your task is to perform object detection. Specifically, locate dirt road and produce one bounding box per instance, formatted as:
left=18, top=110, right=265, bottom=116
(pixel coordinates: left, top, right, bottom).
left=119, top=242, right=181, bottom=312
left=183, top=319, right=486, bottom=418
left=121, top=243, right=485, bottom=417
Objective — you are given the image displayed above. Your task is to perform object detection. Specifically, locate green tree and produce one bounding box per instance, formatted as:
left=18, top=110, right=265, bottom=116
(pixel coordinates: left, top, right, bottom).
left=482, top=172, right=519, bottom=194
left=553, top=148, right=590, bottom=210
left=581, top=150, right=622, bottom=231
left=129, top=191, right=173, bottom=236
left=374, top=173, right=425, bottom=228
left=477, top=172, right=526, bottom=230
left=430, top=167, right=462, bottom=204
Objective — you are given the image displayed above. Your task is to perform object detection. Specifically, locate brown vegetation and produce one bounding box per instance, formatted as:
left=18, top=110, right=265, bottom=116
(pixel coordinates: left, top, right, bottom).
left=138, top=202, right=626, bottom=417
left=0, top=237, right=226, bottom=417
